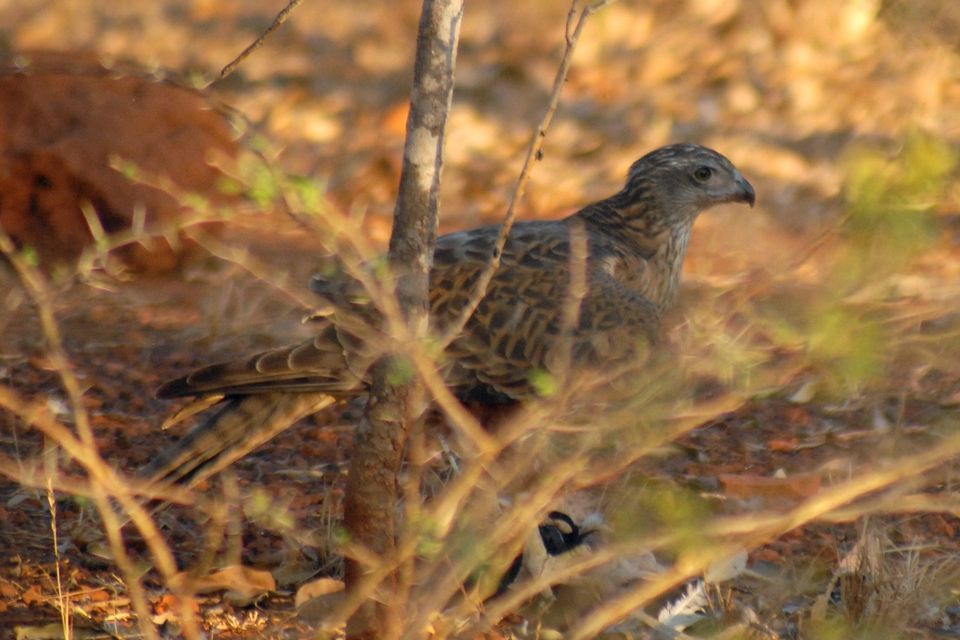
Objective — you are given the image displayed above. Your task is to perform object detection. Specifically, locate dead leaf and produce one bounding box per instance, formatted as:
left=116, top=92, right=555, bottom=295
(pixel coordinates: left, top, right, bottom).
left=272, top=560, right=322, bottom=588
left=86, top=589, right=110, bottom=602
left=767, top=437, right=799, bottom=452
left=184, top=565, right=275, bottom=606
left=704, top=549, right=748, bottom=583
left=150, top=593, right=200, bottom=625
left=152, top=592, right=196, bottom=617
left=0, top=579, right=17, bottom=598
left=788, top=379, right=818, bottom=403
left=295, top=577, right=345, bottom=609
left=381, top=100, right=410, bottom=137
left=158, top=592, right=178, bottom=609
left=12, top=623, right=99, bottom=639
left=21, top=584, right=42, bottom=605
left=753, top=547, right=782, bottom=564
left=296, top=588, right=346, bottom=625
left=719, top=471, right=821, bottom=503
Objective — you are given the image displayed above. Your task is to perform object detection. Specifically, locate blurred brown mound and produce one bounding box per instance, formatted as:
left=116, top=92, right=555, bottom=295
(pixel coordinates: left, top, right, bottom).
left=0, top=51, right=239, bottom=272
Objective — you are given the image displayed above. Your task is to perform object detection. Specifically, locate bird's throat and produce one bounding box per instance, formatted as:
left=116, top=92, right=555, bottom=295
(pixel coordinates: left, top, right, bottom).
left=648, top=223, right=692, bottom=312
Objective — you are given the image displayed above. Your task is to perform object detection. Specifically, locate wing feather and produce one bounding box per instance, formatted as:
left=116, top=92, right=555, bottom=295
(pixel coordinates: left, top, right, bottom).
left=157, top=220, right=658, bottom=402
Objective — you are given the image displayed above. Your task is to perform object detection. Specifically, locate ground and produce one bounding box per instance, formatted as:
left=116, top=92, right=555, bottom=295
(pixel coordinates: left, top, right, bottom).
left=1, top=0, right=960, bottom=638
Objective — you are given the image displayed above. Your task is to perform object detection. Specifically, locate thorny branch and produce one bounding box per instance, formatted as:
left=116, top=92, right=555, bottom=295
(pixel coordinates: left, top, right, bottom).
left=0, top=229, right=205, bottom=640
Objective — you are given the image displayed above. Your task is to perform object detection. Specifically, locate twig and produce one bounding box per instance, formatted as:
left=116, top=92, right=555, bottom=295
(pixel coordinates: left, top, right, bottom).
left=0, top=387, right=192, bottom=640
left=326, top=2, right=624, bottom=626
left=118, top=145, right=502, bottom=461
left=553, top=217, right=590, bottom=387
left=567, top=428, right=960, bottom=639
left=47, top=474, right=72, bottom=640
left=115, top=141, right=505, bottom=459
left=453, top=426, right=960, bottom=637
left=0, top=451, right=200, bottom=507
left=186, top=228, right=319, bottom=311
left=213, top=0, right=305, bottom=85
left=0, top=230, right=204, bottom=640
left=436, top=0, right=619, bottom=349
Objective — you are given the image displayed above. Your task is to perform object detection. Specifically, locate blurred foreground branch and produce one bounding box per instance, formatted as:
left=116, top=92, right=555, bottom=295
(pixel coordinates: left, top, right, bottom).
left=342, top=1, right=464, bottom=638
left=0, top=229, right=203, bottom=640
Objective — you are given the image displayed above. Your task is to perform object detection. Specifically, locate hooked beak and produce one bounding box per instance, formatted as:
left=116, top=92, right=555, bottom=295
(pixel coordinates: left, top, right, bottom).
left=735, top=173, right=756, bottom=207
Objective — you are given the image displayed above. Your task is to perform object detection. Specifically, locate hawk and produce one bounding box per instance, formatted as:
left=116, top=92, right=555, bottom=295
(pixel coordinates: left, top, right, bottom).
left=145, top=144, right=755, bottom=485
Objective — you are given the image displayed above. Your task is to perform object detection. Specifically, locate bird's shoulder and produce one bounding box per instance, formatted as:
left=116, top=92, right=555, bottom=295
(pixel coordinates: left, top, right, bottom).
left=429, top=220, right=575, bottom=317
left=433, top=220, right=574, bottom=271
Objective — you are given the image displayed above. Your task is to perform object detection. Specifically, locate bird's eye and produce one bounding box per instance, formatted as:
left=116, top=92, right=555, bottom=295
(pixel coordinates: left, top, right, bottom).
left=693, top=166, right=713, bottom=182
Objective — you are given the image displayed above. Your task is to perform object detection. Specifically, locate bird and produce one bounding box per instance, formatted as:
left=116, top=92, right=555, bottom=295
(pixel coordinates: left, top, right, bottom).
left=494, top=510, right=597, bottom=597
left=144, top=143, right=755, bottom=486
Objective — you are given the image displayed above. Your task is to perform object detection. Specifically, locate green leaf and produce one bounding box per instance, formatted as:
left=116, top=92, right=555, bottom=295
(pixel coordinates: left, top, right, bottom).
left=386, top=356, right=414, bottom=386
left=529, top=368, right=557, bottom=397
left=20, top=245, right=39, bottom=267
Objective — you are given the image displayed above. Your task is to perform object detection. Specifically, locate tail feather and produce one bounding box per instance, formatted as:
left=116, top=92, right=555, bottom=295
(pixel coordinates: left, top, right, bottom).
left=142, top=392, right=337, bottom=487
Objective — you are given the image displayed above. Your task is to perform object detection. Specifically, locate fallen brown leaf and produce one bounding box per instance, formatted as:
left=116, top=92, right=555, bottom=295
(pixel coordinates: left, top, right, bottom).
left=0, top=579, right=17, bottom=598
left=767, top=437, right=799, bottom=452
left=295, top=577, right=344, bottom=609
left=21, top=584, right=42, bottom=605
left=86, top=588, right=111, bottom=602
left=719, top=471, right=822, bottom=503
left=180, top=564, right=276, bottom=607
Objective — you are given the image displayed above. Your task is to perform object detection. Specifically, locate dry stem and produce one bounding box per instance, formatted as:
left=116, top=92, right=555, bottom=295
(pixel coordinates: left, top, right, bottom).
left=436, top=0, right=620, bottom=350
left=214, top=0, right=305, bottom=84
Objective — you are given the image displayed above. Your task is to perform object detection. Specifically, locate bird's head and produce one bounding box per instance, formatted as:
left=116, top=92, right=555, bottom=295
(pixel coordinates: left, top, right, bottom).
left=619, top=143, right=755, bottom=229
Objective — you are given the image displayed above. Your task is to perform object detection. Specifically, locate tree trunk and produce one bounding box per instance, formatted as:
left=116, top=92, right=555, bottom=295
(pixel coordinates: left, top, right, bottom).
left=343, top=1, right=464, bottom=638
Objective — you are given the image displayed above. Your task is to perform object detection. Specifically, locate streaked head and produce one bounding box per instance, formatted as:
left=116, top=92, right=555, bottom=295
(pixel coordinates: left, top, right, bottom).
left=621, top=143, right=755, bottom=225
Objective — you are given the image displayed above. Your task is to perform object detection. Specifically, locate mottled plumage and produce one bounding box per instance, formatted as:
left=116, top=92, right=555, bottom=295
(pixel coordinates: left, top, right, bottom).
left=146, top=144, right=755, bottom=485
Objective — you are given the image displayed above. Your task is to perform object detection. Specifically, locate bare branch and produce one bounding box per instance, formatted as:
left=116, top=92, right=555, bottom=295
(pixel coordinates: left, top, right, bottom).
left=436, top=0, right=619, bottom=349
left=343, top=1, right=464, bottom=637
left=0, top=229, right=206, bottom=640
left=213, top=0, right=305, bottom=85
left=568, top=430, right=960, bottom=638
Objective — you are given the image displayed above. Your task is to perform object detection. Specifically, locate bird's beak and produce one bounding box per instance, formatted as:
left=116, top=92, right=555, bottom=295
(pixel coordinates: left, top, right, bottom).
left=735, top=173, right=756, bottom=208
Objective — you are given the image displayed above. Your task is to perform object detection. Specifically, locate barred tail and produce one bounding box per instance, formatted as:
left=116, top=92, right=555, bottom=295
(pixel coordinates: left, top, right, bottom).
left=142, top=392, right=337, bottom=487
